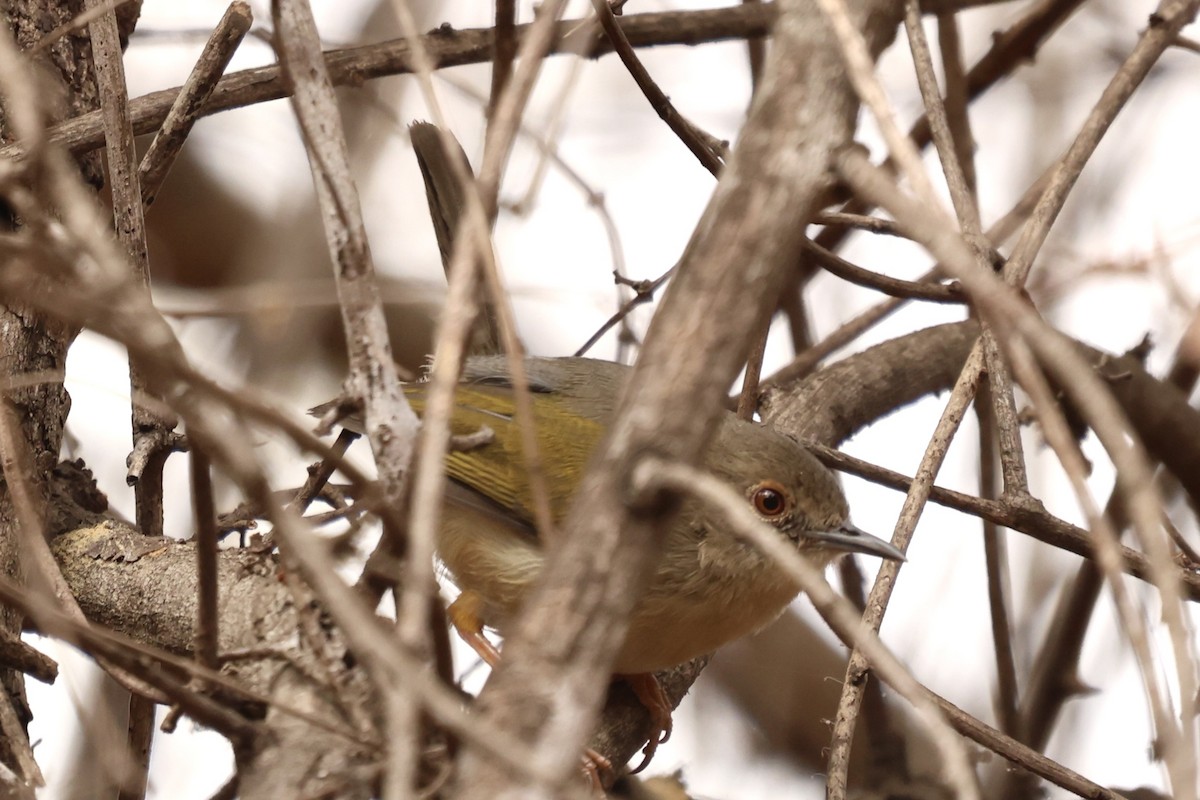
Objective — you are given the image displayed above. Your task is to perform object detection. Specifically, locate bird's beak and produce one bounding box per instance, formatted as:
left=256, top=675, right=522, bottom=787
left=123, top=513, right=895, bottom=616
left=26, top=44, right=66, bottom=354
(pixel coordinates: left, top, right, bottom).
left=807, top=521, right=905, bottom=561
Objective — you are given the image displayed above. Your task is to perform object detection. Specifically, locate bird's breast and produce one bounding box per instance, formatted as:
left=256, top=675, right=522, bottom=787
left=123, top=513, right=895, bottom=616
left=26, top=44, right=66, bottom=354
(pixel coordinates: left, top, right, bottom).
left=613, top=536, right=802, bottom=674
left=436, top=502, right=543, bottom=626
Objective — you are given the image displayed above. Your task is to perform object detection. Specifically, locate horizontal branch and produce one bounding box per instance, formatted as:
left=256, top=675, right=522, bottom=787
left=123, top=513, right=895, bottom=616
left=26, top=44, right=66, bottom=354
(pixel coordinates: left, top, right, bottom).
left=810, top=444, right=1200, bottom=600
left=764, top=319, right=1200, bottom=597
left=4, top=1, right=1021, bottom=164
left=3, top=4, right=775, bottom=162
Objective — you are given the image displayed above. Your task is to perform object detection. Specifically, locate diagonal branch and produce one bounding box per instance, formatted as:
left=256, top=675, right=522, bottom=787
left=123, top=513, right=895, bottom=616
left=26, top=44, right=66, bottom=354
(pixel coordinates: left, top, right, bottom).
left=454, top=0, right=905, bottom=794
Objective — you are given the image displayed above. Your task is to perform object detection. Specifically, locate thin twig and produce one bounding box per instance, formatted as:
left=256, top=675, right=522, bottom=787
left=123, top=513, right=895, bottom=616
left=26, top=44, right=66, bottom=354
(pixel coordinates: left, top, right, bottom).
left=489, top=0, right=517, bottom=120
left=1009, top=309, right=1200, bottom=793
left=1, top=5, right=780, bottom=164
left=636, top=458, right=981, bottom=800
left=0, top=629, right=57, bottom=684
left=119, top=695, right=154, bottom=800
left=1005, top=338, right=1186, bottom=792
left=432, top=71, right=632, bottom=333
left=742, top=0, right=766, bottom=89
left=803, top=239, right=964, bottom=303
left=778, top=273, right=813, bottom=356
left=736, top=315, right=772, bottom=420
left=765, top=159, right=1048, bottom=391
left=574, top=266, right=675, bottom=357
left=980, top=332, right=1030, bottom=496
left=191, top=448, right=219, bottom=670
left=808, top=0, right=1088, bottom=263
left=808, top=443, right=1200, bottom=598
left=903, top=0, right=981, bottom=234
left=836, top=146, right=1198, bottom=799
left=0, top=682, right=42, bottom=787
left=974, top=388, right=1020, bottom=737
left=273, top=2, right=423, bottom=794
left=815, top=0, right=938, bottom=206
left=1005, top=0, right=1200, bottom=284
left=766, top=293, right=910, bottom=385
left=387, top=1, right=565, bottom=563
left=935, top=10, right=976, bottom=201
left=31, top=0, right=133, bottom=54
left=139, top=2, right=253, bottom=209
left=811, top=211, right=909, bottom=237
left=928, top=692, right=1126, bottom=800
left=826, top=342, right=985, bottom=800
left=88, top=0, right=175, bottom=539
left=588, top=0, right=725, bottom=175
left=289, top=429, right=360, bottom=517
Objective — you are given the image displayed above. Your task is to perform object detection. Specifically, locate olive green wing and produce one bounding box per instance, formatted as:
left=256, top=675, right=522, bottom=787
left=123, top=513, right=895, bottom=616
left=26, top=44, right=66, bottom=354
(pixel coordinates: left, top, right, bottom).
left=405, top=384, right=604, bottom=527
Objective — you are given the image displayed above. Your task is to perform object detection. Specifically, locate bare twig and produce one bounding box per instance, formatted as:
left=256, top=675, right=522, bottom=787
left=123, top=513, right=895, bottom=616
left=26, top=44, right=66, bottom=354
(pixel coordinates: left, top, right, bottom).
left=0, top=629, right=57, bottom=684
left=31, top=0, right=133, bottom=54
left=1005, top=338, right=1185, bottom=793
left=455, top=1, right=906, bottom=794
left=1005, top=0, right=1200, bottom=284
left=803, top=239, right=964, bottom=303
left=765, top=159, right=1046, bottom=391
left=119, top=695, right=154, bottom=800
left=489, top=0, right=517, bottom=120
left=809, top=0, right=1088, bottom=260
left=935, top=10, right=976, bottom=201
left=826, top=342, right=985, bottom=800
left=139, top=2, right=253, bottom=209
left=648, top=455, right=1133, bottom=800
left=902, top=0, right=981, bottom=234
left=635, top=458, right=979, bottom=799
left=815, top=0, right=937, bottom=205
left=588, top=0, right=725, bottom=175
left=981, top=332, right=1030, bottom=496
left=574, top=266, right=675, bottom=357
left=809, top=443, right=1200, bottom=598
left=1009, top=310, right=1200, bottom=794
left=273, top=0, right=422, bottom=794
left=811, top=210, right=909, bottom=237
left=191, top=449, right=219, bottom=671
left=974, top=388, right=1020, bottom=736
left=0, top=681, right=41, bottom=788
left=742, top=0, right=766, bottom=89
left=3, top=5, right=780, bottom=164
left=835, top=147, right=1198, bottom=800
left=737, top=316, right=772, bottom=420
left=87, top=0, right=175, bottom=539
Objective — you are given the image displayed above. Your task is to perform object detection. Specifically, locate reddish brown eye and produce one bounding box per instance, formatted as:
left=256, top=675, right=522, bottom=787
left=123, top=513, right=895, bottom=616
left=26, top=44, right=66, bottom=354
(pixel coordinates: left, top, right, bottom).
left=751, top=482, right=788, bottom=517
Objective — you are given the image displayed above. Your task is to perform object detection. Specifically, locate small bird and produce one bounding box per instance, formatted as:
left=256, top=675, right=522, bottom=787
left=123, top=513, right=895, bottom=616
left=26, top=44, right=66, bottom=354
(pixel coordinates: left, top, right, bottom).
left=323, top=356, right=902, bottom=768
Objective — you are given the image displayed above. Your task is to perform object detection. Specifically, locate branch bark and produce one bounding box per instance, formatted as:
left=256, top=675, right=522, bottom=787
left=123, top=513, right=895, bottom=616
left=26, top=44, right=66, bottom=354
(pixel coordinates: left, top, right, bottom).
left=452, top=1, right=903, bottom=795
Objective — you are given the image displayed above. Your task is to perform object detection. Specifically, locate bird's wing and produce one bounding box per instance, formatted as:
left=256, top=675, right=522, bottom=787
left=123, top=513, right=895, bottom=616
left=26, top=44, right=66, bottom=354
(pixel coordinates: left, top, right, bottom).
left=406, top=384, right=604, bottom=530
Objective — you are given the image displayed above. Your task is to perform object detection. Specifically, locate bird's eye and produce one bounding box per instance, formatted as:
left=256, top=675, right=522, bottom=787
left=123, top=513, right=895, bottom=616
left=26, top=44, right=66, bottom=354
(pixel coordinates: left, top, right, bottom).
left=751, top=481, right=789, bottom=518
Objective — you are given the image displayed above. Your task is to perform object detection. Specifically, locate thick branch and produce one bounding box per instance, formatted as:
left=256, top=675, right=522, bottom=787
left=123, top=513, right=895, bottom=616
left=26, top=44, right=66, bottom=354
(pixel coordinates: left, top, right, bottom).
left=455, top=0, right=903, bottom=793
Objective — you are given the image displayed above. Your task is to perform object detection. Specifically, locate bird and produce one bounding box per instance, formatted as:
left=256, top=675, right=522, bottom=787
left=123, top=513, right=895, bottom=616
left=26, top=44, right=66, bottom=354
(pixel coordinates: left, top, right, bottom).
left=321, top=355, right=902, bottom=770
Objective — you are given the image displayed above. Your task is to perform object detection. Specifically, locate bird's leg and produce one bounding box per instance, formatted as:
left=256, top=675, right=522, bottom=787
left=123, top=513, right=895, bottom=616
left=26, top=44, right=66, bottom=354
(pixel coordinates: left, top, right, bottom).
left=446, top=590, right=501, bottom=667
left=447, top=591, right=614, bottom=788
left=619, top=672, right=673, bottom=773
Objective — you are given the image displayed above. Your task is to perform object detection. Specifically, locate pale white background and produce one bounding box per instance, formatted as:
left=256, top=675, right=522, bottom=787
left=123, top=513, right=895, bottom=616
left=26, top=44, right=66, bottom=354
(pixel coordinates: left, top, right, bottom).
left=24, top=1, right=1200, bottom=798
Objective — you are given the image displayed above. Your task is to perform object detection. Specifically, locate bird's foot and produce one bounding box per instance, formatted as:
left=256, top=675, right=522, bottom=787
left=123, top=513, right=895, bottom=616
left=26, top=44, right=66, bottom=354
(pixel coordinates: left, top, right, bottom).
left=447, top=589, right=502, bottom=667
left=582, top=747, right=614, bottom=794
left=619, top=672, right=673, bottom=773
